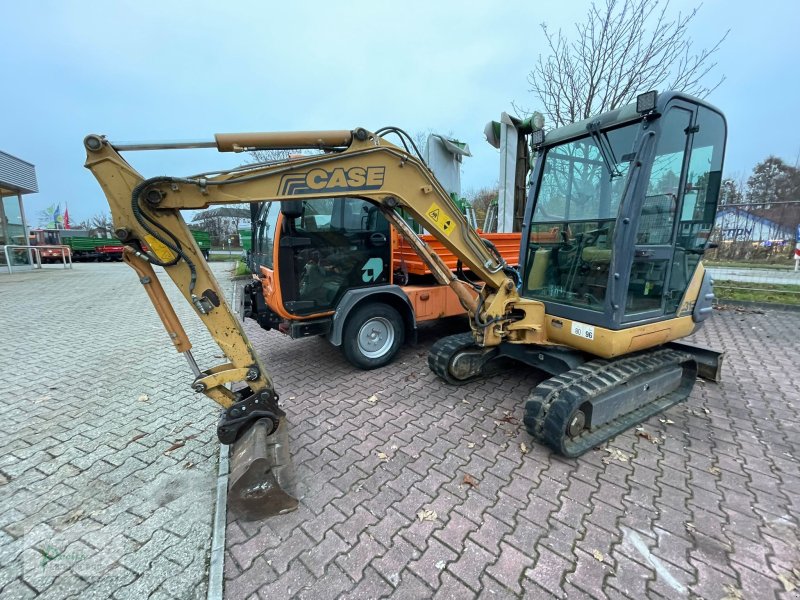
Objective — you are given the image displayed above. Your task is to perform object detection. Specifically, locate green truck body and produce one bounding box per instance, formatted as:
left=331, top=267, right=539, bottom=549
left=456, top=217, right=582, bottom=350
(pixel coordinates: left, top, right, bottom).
left=191, top=230, right=211, bottom=251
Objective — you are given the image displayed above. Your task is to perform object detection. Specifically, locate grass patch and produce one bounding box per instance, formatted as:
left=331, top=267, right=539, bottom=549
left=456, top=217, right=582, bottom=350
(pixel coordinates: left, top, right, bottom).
left=705, top=260, right=796, bottom=271
left=714, top=279, right=800, bottom=305
left=207, top=253, right=239, bottom=262
left=233, top=259, right=251, bottom=277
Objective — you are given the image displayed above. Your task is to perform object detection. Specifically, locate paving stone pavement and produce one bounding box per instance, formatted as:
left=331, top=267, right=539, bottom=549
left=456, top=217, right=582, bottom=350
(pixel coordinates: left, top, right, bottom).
left=0, top=262, right=239, bottom=599
left=3, top=262, right=799, bottom=599
left=225, top=301, right=800, bottom=599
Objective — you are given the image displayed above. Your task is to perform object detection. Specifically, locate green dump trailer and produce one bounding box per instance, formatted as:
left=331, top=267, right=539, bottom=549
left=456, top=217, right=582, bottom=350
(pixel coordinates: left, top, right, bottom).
left=191, top=230, right=211, bottom=258
left=62, top=237, right=124, bottom=261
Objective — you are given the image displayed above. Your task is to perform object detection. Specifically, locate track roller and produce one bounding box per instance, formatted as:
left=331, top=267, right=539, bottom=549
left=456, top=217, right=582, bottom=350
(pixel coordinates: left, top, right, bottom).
left=428, top=332, right=499, bottom=385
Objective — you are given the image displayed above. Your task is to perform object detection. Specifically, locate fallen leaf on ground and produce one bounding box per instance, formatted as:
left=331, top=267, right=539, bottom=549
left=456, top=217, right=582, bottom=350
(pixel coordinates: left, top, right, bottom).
left=722, top=584, right=743, bottom=599
left=130, top=433, right=147, bottom=443
left=417, top=509, right=438, bottom=522
left=709, top=466, right=721, bottom=475
left=365, top=395, right=378, bottom=404
left=685, top=522, right=696, bottom=531
left=603, top=448, right=630, bottom=463
left=463, top=474, right=479, bottom=487
left=183, top=462, right=195, bottom=470
left=467, top=442, right=475, bottom=449
left=377, top=452, right=389, bottom=461
left=635, top=427, right=661, bottom=444
left=65, top=509, right=85, bottom=524
left=592, top=549, right=604, bottom=561
left=164, top=441, right=185, bottom=453
left=520, top=442, right=529, bottom=454
left=500, top=411, right=519, bottom=424
left=778, top=573, right=796, bottom=593
left=137, top=394, right=150, bottom=402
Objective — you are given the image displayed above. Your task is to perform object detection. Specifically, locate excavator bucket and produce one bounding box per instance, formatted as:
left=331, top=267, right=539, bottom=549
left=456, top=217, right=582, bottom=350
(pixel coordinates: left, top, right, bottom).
left=228, top=418, right=299, bottom=520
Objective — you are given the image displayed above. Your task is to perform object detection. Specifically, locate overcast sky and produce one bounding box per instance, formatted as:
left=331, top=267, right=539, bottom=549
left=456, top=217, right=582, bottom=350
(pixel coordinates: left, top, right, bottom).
left=2, top=0, right=799, bottom=225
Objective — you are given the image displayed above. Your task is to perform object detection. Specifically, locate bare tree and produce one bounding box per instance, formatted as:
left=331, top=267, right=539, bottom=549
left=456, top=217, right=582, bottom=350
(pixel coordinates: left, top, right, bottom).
left=91, top=212, right=114, bottom=237
left=524, top=0, right=728, bottom=127
left=246, top=149, right=304, bottom=164
left=466, top=186, right=500, bottom=225
left=192, top=207, right=251, bottom=246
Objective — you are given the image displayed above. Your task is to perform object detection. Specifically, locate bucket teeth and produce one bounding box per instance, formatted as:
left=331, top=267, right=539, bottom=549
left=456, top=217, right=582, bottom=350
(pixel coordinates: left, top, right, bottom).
left=228, top=418, right=299, bottom=520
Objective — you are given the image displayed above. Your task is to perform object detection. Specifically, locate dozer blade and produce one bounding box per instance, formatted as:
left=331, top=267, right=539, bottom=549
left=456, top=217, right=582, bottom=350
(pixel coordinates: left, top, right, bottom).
left=228, top=418, right=299, bottom=520
left=667, top=340, right=724, bottom=382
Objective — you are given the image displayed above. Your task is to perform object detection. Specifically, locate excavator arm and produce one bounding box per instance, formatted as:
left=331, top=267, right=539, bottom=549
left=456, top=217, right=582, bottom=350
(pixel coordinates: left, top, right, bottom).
left=83, top=127, right=545, bottom=518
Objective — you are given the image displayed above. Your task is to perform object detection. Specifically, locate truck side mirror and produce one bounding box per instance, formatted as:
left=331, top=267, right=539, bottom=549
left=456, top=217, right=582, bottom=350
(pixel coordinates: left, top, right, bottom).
left=281, top=200, right=303, bottom=219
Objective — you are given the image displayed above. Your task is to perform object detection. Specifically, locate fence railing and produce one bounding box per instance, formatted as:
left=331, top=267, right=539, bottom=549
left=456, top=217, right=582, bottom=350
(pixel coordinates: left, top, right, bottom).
left=2, top=245, right=73, bottom=274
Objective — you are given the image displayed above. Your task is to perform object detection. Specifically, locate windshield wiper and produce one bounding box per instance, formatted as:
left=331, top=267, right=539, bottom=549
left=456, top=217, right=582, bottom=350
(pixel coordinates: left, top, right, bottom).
left=587, top=121, right=622, bottom=180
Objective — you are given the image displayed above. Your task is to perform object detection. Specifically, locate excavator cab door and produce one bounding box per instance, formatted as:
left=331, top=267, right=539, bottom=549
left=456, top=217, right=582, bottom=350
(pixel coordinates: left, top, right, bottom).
left=622, top=102, right=726, bottom=321
left=276, top=198, right=392, bottom=315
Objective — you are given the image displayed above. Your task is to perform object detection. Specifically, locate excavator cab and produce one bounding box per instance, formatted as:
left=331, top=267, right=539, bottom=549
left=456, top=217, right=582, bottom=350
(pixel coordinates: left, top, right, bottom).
left=521, top=92, right=725, bottom=331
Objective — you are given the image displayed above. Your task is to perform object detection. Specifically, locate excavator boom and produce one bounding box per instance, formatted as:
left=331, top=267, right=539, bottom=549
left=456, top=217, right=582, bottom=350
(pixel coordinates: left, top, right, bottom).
left=84, top=127, right=543, bottom=518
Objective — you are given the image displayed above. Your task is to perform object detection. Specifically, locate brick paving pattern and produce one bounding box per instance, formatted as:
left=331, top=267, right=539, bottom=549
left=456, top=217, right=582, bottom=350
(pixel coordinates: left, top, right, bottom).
left=2, top=263, right=799, bottom=599
left=0, top=263, right=235, bottom=599
left=225, top=302, right=800, bottom=599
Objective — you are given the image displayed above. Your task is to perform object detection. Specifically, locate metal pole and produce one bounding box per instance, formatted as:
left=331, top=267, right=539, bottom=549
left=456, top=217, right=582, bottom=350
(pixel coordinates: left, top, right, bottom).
left=18, top=192, right=34, bottom=267
left=110, top=140, right=216, bottom=151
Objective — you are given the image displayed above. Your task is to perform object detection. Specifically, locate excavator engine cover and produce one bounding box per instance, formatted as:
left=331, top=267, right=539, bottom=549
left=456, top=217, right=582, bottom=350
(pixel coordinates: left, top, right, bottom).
left=228, top=418, right=299, bottom=520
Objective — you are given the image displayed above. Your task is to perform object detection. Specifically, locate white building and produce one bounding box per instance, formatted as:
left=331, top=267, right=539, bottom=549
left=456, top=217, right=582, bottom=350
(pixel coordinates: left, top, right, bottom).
left=715, top=207, right=794, bottom=243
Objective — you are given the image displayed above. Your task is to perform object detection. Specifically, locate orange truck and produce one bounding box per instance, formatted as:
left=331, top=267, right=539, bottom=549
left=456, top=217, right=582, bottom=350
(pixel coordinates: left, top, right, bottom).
left=241, top=198, right=522, bottom=368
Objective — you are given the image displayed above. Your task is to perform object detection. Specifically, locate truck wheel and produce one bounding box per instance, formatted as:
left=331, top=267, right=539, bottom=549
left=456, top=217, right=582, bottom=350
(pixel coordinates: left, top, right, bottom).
left=342, top=303, right=404, bottom=370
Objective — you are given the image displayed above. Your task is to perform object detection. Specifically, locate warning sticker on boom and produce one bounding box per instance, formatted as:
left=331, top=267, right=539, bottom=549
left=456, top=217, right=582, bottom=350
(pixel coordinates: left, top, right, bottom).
left=425, top=202, right=456, bottom=237
left=143, top=235, right=176, bottom=262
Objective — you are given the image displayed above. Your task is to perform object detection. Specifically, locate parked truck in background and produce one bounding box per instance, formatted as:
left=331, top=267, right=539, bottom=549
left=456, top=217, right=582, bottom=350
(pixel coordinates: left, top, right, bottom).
left=31, top=228, right=212, bottom=262
left=241, top=133, right=525, bottom=369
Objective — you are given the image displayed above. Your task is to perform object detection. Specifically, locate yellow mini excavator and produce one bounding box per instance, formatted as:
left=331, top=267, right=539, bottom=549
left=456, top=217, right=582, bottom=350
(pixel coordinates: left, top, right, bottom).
left=85, top=91, right=726, bottom=519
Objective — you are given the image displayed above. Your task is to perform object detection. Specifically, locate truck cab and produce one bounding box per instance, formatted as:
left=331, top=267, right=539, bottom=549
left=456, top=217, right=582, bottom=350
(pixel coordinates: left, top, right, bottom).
left=244, top=196, right=514, bottom=369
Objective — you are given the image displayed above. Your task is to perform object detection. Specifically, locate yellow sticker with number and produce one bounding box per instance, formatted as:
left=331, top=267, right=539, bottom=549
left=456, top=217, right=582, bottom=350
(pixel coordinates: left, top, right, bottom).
left=425, top=202, right=456, bottom=236
left=144, top=235, right=176, bottom=262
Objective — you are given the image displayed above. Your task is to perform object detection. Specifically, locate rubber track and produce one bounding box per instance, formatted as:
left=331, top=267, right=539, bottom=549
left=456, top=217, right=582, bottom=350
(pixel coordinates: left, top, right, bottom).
left=523, top=349, right=697, bottom=458
left=428, top=332, right=481, bottom=385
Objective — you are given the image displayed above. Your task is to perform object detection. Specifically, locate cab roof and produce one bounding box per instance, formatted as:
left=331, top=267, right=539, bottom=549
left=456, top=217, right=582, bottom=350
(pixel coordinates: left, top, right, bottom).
left=541, top=91, right=724, bottom=148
